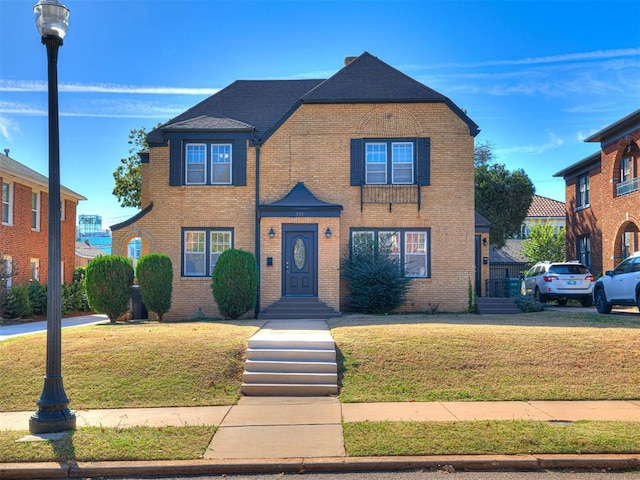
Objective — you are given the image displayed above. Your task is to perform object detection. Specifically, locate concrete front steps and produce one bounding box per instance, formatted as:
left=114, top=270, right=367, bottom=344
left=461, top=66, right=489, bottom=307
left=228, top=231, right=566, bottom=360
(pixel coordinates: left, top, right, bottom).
left=258, top=297, right=340, bottom=320
left=241, top=320, right=339, bottom=396
left=476, top=297, right=521, bottom=315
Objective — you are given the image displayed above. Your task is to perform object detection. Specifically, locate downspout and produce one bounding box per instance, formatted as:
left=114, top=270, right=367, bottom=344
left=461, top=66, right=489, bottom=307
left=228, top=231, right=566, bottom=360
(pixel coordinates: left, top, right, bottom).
left=254, top=144, right=261, bottom=318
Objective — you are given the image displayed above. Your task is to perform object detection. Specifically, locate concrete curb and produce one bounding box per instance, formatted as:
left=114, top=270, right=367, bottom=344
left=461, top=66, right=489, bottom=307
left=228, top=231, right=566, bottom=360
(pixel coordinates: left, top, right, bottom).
left=1, top=455, right=639, bottom=479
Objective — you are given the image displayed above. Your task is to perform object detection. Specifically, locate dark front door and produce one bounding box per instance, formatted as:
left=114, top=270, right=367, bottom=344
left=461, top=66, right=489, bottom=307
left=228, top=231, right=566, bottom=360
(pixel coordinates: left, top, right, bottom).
left=283, top=225, right=317, bottom=296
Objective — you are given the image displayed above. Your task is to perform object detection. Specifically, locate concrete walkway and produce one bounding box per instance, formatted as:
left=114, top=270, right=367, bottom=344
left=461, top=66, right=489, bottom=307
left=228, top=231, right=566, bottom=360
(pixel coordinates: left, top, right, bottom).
left=3, top=398, right=640, bottom=459
left=0, top=314, right=108, bottom=342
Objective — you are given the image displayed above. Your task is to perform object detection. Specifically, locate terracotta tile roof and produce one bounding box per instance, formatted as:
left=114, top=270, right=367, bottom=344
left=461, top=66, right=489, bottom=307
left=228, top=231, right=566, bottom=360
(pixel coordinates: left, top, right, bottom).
left=527, top=194, right=565, bottom=218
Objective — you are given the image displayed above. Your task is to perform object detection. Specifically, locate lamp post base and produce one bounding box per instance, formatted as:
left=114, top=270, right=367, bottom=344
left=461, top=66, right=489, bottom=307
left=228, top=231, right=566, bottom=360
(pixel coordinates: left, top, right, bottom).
left=29, top=408, right=76, bottom=434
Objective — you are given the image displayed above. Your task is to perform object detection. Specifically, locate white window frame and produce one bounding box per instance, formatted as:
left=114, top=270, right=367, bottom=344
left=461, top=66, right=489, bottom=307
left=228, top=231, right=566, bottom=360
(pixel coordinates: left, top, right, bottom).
left=350, top=229, right=429, bottom=278
left=184, top=231, right=206, bottom=275
left=30, top=258, right=40, bottom=282
left=211, top=144, right=232, bottom=185
left=391, top=142, right=414, bottom=184
left=185, top=143, right=207, bottom=185
left=60, top=199, right=65, bottom=221
left=621, top=155, right=632, bottom=183
left=209, top=230, right=232, bottom=275
left=577, top=174, right=589, bottom=208
left=31, top=191, right=41, bottom=231
left=365, top=142, right=387, bottom=184
left=404, top=231, right=428, bottom=278
left=1, top=255, right=12, bottom=290
left=2, top=181, right=13, bottom=226
left=183, top=228, right=232, bottom=277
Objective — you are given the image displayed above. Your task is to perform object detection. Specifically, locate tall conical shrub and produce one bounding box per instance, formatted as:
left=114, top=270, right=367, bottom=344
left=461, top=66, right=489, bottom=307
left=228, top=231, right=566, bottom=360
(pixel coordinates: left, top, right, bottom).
left=86, top=255, right=134, bottom=323
left=136, top=253, right=173, bottom=322
left=211, top=249, right=258, bottom=319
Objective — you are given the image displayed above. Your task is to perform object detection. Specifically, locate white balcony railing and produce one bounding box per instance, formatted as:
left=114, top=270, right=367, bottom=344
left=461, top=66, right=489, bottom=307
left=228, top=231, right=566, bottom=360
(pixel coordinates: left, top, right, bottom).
left=616, top=177, right=640, bottom=196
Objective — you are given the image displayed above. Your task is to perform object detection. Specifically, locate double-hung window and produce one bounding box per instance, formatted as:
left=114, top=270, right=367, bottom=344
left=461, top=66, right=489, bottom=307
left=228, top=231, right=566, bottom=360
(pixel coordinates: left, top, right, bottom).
left=2, top=182, right=12, bottom=225
left=31, top=191, right=40, bottom=231
left=185, top=143, right=232, bottom=185
left=183, top=228, right=232, bottom=277
left=350, top=228, right=429, bottom=278
left=576, top=174, right=589, bottom=209
left=621, top=155, right=632, bottom=183
left=364, top=140, right=414, bottom=185
left=577, top=235, right=591, bottom=270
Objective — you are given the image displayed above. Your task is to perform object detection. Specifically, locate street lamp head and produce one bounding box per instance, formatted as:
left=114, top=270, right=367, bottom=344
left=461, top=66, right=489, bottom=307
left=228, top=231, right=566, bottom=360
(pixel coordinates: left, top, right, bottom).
left=34, top=0, right=69, bottom=40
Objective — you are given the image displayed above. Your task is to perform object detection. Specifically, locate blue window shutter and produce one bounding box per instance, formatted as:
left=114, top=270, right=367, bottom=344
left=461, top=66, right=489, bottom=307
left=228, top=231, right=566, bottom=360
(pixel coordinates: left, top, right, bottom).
left=417, top=137, right=431, bottom=186
left=169, top=140, right=182, bottom=186
left=350, top=139, right=364, bottom=186
left=233, top=139, right=247, bottom=186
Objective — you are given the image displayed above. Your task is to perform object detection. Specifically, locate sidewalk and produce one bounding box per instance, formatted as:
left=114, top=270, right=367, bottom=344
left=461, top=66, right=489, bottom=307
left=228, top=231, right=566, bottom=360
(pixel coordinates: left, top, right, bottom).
left=2, top=397, right=640, bottom=478
left=0, top=314, right=108, bottom=342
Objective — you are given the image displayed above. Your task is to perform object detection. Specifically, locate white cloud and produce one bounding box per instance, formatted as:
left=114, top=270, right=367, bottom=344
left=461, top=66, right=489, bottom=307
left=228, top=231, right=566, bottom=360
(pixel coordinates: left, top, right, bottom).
left=0, top=115, right=18, bottom=142
left=0, top=79, right=219, bottom=95
left=497, top=134, right=564, bottom=156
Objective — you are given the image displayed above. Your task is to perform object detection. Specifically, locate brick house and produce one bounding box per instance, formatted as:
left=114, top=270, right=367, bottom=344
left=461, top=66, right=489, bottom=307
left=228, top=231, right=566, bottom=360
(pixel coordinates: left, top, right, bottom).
left=554, top=109, right=640, bottom=277
left=111, top=52, right=482, bottom=320
left=1, top=151, right=85, bottom=287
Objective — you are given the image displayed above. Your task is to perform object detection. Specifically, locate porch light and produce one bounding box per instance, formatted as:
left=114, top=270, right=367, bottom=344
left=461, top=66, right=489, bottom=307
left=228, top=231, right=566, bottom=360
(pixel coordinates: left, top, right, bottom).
left=269, top=227, right=275, bottom=239
left=325, top=227, right=332, bottom=238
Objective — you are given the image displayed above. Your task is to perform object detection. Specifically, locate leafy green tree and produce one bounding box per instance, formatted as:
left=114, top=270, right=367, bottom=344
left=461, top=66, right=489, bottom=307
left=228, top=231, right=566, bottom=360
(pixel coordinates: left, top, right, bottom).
left=475, top=142, right=535, bottom=248
left=112, top=126, right=158, bottom=209
left=522, top=221, right=566, bottom=263
left=136, top=253, right=173, bottom=322
left=341, top=235, right=412, bottom=314
left=211, top=249, right=258, bottom=319
left=86, top=255, right=134, bottom=323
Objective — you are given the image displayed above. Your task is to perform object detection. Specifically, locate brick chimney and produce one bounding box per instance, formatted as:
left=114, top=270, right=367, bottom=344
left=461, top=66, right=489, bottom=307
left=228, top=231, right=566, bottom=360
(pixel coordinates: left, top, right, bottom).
left=344, top=56, right=357, bottom=66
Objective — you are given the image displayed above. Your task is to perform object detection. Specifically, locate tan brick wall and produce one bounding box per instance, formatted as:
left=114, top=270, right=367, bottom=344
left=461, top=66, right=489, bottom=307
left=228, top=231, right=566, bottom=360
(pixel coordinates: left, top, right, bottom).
left=113, top=102, right=476, bottom=319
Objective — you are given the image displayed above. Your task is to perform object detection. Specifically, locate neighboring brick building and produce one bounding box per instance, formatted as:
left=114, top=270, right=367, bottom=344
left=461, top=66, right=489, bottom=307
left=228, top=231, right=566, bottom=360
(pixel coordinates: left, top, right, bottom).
left=111, top=52, right=482, bottom=319
left=1, top=152, right=85, bottom=287
left=554, top=109, right=640, bottom=277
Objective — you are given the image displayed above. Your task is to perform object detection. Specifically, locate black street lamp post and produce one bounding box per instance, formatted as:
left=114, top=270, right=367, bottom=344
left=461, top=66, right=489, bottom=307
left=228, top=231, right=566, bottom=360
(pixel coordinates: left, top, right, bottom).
left=29, top=0, right=76, bottom=434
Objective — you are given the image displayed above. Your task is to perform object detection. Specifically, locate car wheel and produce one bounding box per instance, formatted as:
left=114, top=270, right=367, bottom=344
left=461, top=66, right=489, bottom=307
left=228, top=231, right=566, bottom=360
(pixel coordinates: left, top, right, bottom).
left=557, top=299, right=568, bottom=306
left=594, top=288, right=612, bottom=314
left=534, top=288, right=546, bottom=303
left=580, top=297, right=593, bottom=308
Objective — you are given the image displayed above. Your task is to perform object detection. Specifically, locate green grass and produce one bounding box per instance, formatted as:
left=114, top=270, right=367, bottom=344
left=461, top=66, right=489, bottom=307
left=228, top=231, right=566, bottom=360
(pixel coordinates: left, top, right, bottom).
left=330, top=312, right=640, bottom=402
left=2, top=312, right=640, bottom=461
left=344, top=420, right=640, bottom=456
left=0, top=426, right=215, bottom=462
left=0, top=320, right=261, bottom=411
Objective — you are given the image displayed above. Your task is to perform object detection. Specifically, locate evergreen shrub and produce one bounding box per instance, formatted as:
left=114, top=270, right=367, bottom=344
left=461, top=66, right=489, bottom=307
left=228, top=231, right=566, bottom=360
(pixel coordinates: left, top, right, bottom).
left=86, top=255, right=134, bottom=323
left=341, top=247, right=411, bottom=314
left=136, top=253, right=173, bottom=322
left=211, top=249, right=258, bottom=319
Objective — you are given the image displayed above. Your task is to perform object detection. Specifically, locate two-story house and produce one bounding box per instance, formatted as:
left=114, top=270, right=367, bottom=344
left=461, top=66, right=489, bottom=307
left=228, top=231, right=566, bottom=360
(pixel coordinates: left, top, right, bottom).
left=554, top=109, right=640, bottom=276
left=1, top=151, right=85, bottom=288
left=111, top=52, right=481, bottom=320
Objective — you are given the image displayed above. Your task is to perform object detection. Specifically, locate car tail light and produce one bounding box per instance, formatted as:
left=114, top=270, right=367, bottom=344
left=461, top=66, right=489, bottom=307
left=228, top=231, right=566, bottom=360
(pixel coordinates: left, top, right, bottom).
left=543, top=275, right=558, bottom=282
left=586, top=275, right=595, bottom=282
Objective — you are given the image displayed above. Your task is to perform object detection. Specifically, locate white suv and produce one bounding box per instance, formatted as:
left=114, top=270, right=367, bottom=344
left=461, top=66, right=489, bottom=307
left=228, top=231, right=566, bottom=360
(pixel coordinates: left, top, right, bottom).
left=522, top=261, right=594, bottom=307
left=593, top=252, right=640, bottom=314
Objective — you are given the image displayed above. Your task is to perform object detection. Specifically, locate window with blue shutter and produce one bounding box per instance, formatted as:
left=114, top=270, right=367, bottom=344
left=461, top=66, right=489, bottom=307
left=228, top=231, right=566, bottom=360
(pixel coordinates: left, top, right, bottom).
left=350, top=137, right=430, bottom=186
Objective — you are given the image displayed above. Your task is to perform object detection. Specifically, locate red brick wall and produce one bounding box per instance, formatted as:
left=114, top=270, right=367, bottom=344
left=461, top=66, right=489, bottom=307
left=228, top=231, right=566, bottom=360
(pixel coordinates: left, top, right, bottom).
left=564, top=128, right=640, bottom=276
left=0, top=176, right=77, bottom=286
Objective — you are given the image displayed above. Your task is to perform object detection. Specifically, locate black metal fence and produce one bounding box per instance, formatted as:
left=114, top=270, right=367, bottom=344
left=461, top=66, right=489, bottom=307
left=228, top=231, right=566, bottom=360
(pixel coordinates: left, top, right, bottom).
left=486, top=262, right=531, bottom=297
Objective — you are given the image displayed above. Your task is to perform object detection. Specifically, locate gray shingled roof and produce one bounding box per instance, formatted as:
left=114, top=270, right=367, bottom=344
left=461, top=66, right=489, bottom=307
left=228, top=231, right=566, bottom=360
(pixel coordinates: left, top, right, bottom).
left=148, top=52, right=479, bottom=145
left=0, top=153, right=86, bottom=200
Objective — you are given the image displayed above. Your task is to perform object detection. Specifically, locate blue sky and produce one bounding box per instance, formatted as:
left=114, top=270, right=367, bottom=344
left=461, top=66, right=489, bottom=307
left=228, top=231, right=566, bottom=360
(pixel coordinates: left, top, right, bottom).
left=1, top=0, right=639, bottom=228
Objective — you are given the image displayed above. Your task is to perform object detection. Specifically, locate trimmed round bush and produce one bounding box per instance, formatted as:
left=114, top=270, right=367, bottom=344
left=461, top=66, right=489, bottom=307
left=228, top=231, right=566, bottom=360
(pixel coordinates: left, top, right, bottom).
left=136, top=253, right=173, bottom=322
left=86, top=255, right=134, bottom=323
left=211, top=249, right=258, bottom=319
